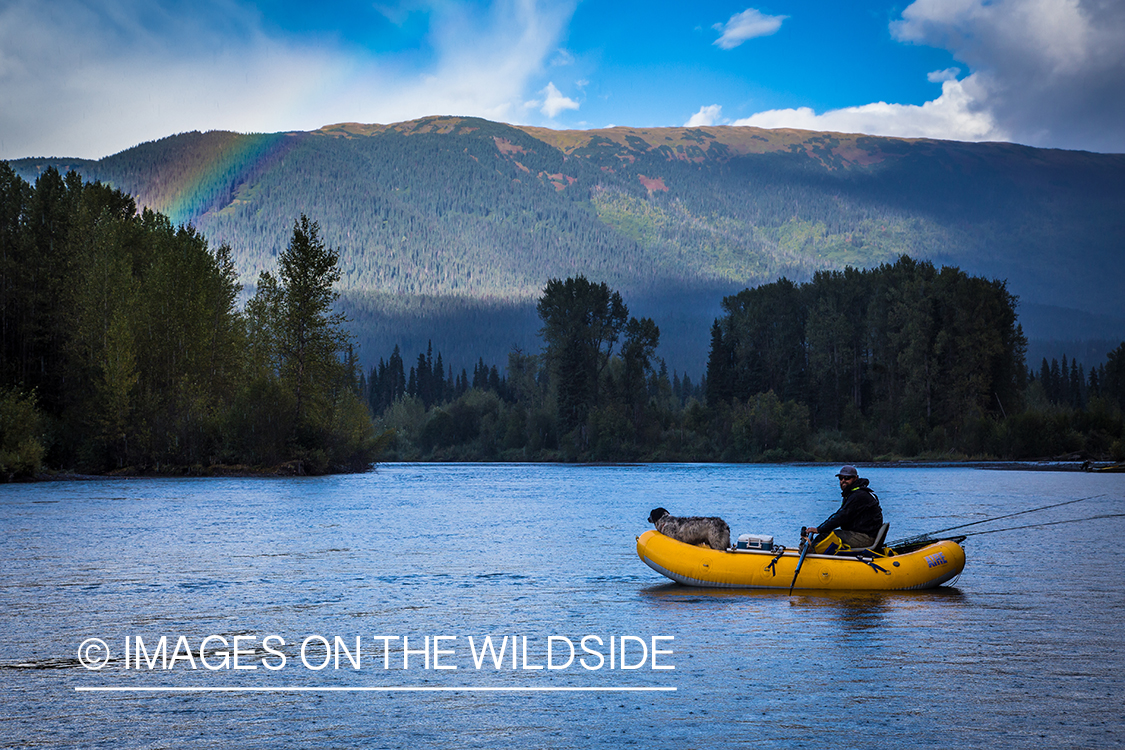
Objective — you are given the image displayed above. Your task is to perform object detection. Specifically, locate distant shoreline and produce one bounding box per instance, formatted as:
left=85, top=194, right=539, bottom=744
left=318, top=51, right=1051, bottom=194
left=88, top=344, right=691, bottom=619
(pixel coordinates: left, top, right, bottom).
left=28, top=460, right=332, bottom=482
left=22, top=458, right=1123, bottom=482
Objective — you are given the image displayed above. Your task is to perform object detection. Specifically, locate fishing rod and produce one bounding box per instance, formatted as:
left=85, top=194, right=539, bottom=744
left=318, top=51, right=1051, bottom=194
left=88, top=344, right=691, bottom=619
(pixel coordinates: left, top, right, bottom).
left=889, top=494, right=1107, bottom=547
left=952, top=512, right=1125, bottom=538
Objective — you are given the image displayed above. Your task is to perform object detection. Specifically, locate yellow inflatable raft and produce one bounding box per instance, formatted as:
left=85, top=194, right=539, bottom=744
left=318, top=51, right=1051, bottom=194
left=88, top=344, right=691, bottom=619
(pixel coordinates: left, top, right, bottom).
left=636, top=529, right=965, bottom=591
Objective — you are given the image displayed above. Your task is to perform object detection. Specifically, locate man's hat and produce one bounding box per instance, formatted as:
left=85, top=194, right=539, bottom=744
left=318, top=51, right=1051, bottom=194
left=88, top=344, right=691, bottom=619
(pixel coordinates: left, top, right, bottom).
left=835, top=465, right=859, bottom=478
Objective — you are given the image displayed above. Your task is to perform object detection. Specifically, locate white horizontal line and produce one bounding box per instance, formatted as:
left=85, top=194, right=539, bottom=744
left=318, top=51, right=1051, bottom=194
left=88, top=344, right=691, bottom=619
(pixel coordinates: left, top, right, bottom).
left=76, top=686, right=676, bottom=693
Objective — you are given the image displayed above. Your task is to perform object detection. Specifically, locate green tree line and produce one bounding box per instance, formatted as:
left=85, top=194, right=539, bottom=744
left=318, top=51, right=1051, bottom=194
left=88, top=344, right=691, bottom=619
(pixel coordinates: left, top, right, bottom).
left=0, top=164, right=383, bottom=479
left=372, top=262, right=1125, bottom=463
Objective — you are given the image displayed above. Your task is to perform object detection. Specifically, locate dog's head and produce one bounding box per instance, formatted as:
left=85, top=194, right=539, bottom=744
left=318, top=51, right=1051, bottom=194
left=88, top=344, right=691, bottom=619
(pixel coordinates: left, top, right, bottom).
left=647, top=507, right=670, bottom=525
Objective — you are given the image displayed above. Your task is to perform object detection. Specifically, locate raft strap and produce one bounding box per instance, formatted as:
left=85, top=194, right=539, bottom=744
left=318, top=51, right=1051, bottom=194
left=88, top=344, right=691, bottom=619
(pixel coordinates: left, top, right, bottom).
left=765, top=546, right=787, bottom=577
left=858, top=557, right=889, bottom=574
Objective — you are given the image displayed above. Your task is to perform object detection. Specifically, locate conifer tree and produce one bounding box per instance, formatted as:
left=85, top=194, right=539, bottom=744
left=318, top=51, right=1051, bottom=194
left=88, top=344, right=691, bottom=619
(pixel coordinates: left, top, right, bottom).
left=275, top=215, right=349, bottom=428
left=242, top=214, right=380, bottom=471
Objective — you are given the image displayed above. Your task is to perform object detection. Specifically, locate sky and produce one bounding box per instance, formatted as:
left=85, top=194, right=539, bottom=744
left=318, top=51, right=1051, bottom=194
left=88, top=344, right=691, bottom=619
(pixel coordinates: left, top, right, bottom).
left=1, top=0, right=1123, bottom=159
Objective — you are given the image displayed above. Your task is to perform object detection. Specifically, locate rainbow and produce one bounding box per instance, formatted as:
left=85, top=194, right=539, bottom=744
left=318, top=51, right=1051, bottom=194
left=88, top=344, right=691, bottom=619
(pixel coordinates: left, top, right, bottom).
left=139, top=131, right=300, bottom=227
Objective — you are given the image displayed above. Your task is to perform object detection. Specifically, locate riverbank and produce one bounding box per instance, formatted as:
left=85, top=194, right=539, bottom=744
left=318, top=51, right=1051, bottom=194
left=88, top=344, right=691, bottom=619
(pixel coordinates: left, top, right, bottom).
left=27, top=460, right=351, bottom=482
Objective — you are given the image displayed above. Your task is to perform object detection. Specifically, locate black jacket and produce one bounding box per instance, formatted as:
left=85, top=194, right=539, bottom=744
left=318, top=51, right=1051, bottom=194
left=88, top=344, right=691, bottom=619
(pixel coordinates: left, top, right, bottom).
left=818, top=478, right=883, bottom=537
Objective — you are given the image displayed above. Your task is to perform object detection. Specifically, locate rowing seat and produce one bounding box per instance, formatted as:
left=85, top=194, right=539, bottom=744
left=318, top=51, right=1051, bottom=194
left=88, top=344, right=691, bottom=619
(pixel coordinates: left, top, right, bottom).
left=865, top=522, right=890, bottom=551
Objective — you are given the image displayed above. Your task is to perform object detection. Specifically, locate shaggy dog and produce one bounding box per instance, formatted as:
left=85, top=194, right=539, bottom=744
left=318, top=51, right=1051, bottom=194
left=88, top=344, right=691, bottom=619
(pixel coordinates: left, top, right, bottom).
left=647, top=507, right=731, bottom=550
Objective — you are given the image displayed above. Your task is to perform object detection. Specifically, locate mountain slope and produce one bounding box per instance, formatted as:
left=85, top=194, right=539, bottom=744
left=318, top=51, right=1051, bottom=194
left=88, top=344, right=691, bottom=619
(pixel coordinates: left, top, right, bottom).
left=11, top=117, right=1125, bottom=373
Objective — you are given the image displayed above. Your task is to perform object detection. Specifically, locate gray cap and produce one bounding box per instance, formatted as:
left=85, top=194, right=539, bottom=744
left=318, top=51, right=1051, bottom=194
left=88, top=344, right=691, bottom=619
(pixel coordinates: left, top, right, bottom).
left=835, top=465, right=859, bottom=478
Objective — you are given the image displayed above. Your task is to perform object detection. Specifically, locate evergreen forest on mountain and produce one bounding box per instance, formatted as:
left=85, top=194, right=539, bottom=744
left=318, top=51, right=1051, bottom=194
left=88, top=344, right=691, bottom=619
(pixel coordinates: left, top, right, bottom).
left=12, top=117, right=1125, bottom=377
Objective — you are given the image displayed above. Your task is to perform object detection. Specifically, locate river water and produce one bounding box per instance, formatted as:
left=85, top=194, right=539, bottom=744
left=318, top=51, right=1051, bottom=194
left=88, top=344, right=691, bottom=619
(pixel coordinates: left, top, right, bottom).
left=1, top=464, right=1123, bottom=748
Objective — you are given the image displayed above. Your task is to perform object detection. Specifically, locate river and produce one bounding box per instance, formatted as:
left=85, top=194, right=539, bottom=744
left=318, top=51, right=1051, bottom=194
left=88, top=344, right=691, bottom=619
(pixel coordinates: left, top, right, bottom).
left=1, top=464, right=1123, bottom=748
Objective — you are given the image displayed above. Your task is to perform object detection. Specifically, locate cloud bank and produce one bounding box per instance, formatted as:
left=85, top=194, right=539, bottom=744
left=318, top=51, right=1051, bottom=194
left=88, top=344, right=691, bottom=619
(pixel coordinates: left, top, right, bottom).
left=0, top=0, right=577, bottom=159
left=733, top=76, right=1006, bottom=143
left=891, top=0, right=1125, bottom=152
left=727, top=0, right=1125, bottom=152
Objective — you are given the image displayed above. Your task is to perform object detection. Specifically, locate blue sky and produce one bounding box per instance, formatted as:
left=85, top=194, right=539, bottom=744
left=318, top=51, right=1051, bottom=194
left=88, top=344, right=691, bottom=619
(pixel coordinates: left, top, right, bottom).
left=2, top=0, right=1123, bottom=159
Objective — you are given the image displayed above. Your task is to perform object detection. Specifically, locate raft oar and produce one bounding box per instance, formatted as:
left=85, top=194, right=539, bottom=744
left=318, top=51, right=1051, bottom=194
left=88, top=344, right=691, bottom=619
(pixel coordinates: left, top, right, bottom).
left=788, top=527, right=811, bottom=595
left=890, top=494, right=1106, bottom=547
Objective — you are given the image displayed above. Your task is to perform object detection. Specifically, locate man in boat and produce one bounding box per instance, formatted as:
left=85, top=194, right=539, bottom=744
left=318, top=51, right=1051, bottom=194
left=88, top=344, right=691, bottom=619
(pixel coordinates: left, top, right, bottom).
left=805, top=465, right=884, bottom=554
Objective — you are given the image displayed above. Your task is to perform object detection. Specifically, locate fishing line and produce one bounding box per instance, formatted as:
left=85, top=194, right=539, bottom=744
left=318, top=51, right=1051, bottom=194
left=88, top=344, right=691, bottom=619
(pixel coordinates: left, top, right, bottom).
left=890, top=494, right=1107, bottom=546
left=955, top=512, right=1125, bottom=537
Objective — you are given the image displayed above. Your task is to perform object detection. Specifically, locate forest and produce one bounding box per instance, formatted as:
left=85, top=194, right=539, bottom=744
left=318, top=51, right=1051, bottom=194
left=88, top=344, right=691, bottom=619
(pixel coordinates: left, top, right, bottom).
left=0, top=164, right=384, bottom=479
left=367, top=259, right=1125, bottom=464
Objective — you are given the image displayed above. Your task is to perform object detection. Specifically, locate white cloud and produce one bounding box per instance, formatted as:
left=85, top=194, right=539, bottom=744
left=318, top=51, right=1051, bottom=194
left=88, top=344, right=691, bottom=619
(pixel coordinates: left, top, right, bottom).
left=0, top=0, right=579, bottom=159
left=733, top=76, right=1007, bottom=143
left=889, top=0, right=1125, bottom=151
left=892, top=0, right=1094, bottom=74
left=712, top=8, right=787, bottom=50
left=538, top=82, right=580, bottom=118
left=686, top=105, right=723, bottom=127
left=927, top=67, right=961, bottom=83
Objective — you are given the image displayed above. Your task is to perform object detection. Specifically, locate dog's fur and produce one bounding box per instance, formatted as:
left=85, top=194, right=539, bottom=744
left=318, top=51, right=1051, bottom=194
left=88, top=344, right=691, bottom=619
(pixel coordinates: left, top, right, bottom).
left=647, top=507, right=731, bottom=550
